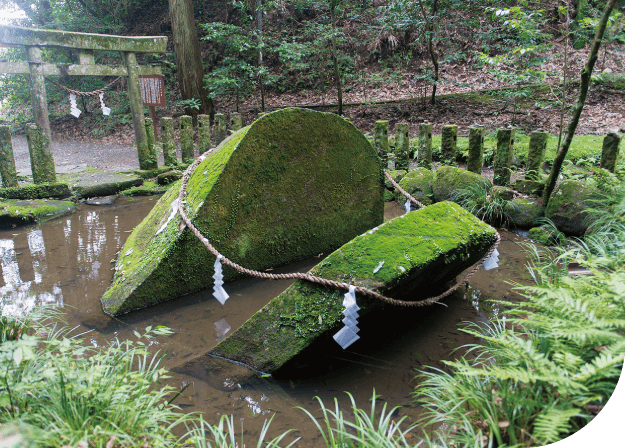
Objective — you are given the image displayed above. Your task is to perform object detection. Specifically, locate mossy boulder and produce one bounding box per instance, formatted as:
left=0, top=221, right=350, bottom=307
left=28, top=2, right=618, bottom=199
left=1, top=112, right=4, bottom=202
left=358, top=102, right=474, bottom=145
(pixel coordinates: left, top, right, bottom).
left=528, top=226, right=564, bottom=246
left=491, top=186, right=515, bottom=201
left=0, top=182, right=72, bottom=200
left=101, top=108, right=384, bottom=316
left=210, top=201, right=497, bottom=373
left=545, top=180, right=598, bottom=236
left=157, top=170, right=183, bottom=185
left=384, top=169, right=406, bottom=189
left=394, top=167, right=434, bottom=205
left=0, top=199, right=76, bottom=228
left=133, top=166, right=176, bottom=180
left=432, top=166, right=491, bottom=203
left=504, top=198, right=544, bottom=228
left=514, top=179, right=544, bottom=196
left=383, top=189, right=395, bottom=202
left=119, top=181, right=168, bottom=196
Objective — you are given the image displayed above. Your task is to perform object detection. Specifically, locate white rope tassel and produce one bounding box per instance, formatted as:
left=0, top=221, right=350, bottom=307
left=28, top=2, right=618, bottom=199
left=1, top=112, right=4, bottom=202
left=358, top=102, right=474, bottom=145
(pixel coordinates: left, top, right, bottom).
left=213, top=254, right=230, bottom=305
left=333, top=285, right=360, bottom=349
left=69, top=93, right=81, bottom=118
left=98, top=92, right=111, bottom=116
left=483, top=248, right=500, bottom=271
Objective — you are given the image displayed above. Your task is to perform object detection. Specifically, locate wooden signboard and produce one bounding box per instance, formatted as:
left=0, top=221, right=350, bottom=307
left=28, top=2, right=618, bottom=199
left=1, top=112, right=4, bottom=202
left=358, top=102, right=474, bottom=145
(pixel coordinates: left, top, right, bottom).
left=139, top=75, right=166, bottom=107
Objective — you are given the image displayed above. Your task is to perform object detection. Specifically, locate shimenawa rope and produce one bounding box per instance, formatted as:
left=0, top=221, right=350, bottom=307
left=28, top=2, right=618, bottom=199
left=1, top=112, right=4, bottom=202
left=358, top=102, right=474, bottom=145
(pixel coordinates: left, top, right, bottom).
left=44, top=76, right=122, bottom=97
left=176, top=148, right=501, bottom=307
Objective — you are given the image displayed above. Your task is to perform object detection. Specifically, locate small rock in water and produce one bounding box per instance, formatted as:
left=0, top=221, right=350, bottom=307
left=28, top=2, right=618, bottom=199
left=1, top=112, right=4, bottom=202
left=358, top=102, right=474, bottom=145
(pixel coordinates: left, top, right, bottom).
left=86, top=195, right=116, bottom=206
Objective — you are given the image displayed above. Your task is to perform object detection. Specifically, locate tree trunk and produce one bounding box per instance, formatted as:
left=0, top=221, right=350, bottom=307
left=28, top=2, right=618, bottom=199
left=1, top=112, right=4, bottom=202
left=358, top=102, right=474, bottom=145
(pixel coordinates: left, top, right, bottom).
left=169, top=0, right=214, bottom=119
left=542, top=0, right=617, bottom=207
left=330, top=3, right=343, bottom=116
left=417, top=0, right=439, bottom=105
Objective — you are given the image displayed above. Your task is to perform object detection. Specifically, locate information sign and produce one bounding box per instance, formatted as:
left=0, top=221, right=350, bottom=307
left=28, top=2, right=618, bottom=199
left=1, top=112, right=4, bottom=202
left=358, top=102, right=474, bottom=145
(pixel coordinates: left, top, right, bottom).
left=139, top=75, right=166, bottom=107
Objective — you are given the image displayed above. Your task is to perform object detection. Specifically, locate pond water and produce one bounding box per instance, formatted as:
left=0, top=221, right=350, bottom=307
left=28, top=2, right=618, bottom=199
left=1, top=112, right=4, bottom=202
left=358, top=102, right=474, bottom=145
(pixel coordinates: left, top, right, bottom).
left=0, top=196, right=533, bottom=444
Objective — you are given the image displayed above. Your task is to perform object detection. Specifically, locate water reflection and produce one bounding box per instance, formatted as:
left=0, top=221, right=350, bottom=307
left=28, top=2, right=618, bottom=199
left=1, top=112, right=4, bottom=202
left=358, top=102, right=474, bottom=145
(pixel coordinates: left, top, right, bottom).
left=0, top=198, right=155, bottom=318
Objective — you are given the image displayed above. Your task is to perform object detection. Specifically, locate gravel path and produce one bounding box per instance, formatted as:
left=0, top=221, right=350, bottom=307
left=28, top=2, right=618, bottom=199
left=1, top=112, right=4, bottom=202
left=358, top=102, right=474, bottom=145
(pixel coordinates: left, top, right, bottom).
left=10, top=135, right=149, bottom=176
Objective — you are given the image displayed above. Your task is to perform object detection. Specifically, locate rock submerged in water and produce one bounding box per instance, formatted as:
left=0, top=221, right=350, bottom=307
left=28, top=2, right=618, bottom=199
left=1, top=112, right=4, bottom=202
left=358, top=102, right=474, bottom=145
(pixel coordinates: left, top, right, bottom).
left=210, top=201, right=497, bottom=373
left=101, top=108, right=384, bottom=316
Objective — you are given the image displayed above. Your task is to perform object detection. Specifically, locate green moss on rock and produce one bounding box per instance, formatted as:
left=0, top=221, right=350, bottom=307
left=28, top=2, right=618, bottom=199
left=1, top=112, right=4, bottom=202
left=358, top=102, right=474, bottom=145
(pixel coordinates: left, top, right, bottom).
left=528, top=226, right=564, bottom=246
left=383, top=189, right=395, bottom=202
left=545, top=180, right=598, bottom=235
left=432, top=166, right=492, bottom=203
left=0, top=199, right=76, bottom=228
left=157, top=170, right=183, bottom=185
left=102, top=108, right=384, bottom=316
left=514, top=179, right=545, bottom=196
left=210, top=201, right=497, bottom=373
left=384, top=169, right=407, bottom=189
left=504, top=198, right=544, bottom=228
left=491, top=186, right=514, bottom=201
left=0, top=182, right=71, bottom=200
left=394, top=167, right=434, bottom=205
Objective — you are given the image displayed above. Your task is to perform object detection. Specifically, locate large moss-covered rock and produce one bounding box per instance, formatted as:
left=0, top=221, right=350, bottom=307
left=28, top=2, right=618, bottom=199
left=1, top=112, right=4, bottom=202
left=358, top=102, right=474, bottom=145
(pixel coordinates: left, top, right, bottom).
left=545, top=180, right=598, bottom=235
left=504, top=198, right=544, bottom=228
left=394, top=167, right=434, bottom=205
left=529, top=226, right=564, bottom=246
left=432, top=166, right=491, bottom=203
left=102, top=108, right=384, bottom=315
left=211, top=201, right=497, bottom=373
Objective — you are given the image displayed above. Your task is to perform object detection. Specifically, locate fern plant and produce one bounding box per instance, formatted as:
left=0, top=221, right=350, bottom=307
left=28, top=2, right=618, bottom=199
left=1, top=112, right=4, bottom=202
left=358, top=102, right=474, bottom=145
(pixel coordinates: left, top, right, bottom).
left=415, top=270, right=625, bottom=447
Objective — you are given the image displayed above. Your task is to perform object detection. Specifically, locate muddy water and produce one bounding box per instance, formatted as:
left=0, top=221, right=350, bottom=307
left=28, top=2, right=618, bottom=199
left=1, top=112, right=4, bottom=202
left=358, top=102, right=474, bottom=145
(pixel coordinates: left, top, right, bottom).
left=0, top=197, right=533, bottom=445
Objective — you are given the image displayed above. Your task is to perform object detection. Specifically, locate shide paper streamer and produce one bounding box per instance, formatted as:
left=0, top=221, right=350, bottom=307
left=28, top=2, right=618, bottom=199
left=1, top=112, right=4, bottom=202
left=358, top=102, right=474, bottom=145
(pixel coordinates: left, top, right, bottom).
left=69, top=93, right=81, bottom=118
left=333, top=285, right=360, bottom=349
left=483, top=248, right=500, bottom=271
left=99, top=92, right=111, bottom=116
left=404, top=198, right=411, bottom=215
left=213, top=254, right=229, bottom=305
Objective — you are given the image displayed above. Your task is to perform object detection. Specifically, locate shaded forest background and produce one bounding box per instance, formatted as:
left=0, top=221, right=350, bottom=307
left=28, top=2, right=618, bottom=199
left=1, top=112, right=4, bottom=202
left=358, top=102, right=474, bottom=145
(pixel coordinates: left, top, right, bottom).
left=1, top=0, right=624, bottom=140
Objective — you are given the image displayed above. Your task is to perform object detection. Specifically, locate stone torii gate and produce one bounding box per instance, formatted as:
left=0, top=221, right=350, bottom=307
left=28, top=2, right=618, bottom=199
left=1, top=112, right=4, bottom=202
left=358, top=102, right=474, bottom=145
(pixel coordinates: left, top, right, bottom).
left=0, top=25, right=167, bottom=172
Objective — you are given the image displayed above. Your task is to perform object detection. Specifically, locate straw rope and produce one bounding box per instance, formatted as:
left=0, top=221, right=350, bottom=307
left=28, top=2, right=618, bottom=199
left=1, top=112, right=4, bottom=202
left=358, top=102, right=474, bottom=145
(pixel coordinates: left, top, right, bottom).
left=45, top=76, right=122, bottom=97
left=176, top=148, right=500, bottom=307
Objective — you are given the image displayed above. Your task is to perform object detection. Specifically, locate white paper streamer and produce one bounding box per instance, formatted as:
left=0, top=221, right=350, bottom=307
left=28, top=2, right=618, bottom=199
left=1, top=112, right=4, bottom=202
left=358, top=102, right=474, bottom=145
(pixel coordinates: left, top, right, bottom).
left=333, top=285, right=360, bottom=349
left=333, top=326, right=360, bottom=348
left=483, top=248, right=500, bottom=271
left=213, top=254, right=230, bottom=305
left=156, top=199, right=179, bottom=235
left=69, top=93, right=81, bottom=118
left=98, top=92, right=111, bottom=116
left=404, top=198, right=411, bottom=215
left=373, top=260, right=385, bottom=274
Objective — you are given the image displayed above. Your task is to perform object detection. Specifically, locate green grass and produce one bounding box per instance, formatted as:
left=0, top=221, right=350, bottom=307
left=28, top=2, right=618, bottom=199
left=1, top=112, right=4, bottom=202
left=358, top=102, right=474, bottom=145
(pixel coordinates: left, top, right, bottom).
left=423, top=132, right=610, bottom=165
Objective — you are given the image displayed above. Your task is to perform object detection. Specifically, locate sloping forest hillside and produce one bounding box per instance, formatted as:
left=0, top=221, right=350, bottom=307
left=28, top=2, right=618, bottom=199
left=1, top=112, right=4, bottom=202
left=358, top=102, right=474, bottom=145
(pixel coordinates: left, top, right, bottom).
left=1, top=0, right=624, bottom=140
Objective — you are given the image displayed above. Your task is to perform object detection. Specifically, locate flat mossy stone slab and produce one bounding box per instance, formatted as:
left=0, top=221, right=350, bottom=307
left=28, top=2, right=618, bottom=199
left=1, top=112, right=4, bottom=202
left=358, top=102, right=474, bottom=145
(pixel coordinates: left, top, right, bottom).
left=0, top=182, right=72, bottom=200
left=210, top=201, right=497, bottom=373
left=101, top=107, right=384, bottom=316
left=59, top=169, right=143, bottom=198
left=0, top=199, right=76, bottom=228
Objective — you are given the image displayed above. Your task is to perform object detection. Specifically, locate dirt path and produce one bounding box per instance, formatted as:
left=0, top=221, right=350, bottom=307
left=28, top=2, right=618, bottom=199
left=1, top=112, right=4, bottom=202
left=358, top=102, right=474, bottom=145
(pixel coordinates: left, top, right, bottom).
left=10, top=135, right=147, bottom=176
